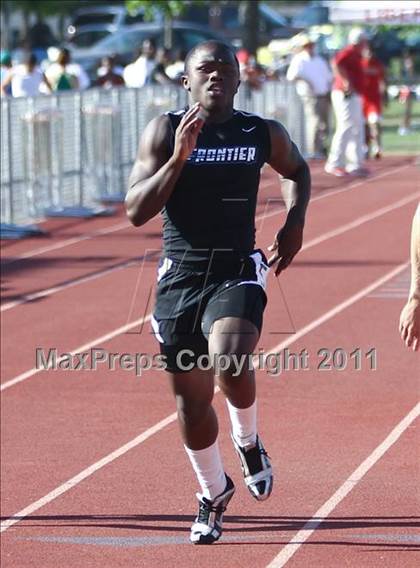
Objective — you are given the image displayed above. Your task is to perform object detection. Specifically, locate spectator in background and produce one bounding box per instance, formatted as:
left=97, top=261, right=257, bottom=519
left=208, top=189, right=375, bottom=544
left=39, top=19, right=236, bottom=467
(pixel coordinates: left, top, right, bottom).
left=123, top=38, right=157, bottom=88
left=165, top=48, right=187, bottom=83
left=361, top=44, right=386, bottom=159
left=1, top=51, right=51, bottom=97
left=287, top=35, right=332, bottom=160
left=0, top=51, right=13, bottom=95
left=150, top=47, right=173, bottom=85
left=325, top=28, right=368, bottom=177
left=97, top=53, right=124, bottom=79
left=45, top=48, right=79, bottom=91
left=43, top=47, right=90, bottom=92
left=399, top=204, right=420, bottom=351
left=401, top=48, right=415, bottom=82
left=94, top=56, right=125, bottom=88
left=67, top=60, right=90, bottom=91
left=241, top=55, right=266, bottom=104
left=398, top=49, right=415, bottom=136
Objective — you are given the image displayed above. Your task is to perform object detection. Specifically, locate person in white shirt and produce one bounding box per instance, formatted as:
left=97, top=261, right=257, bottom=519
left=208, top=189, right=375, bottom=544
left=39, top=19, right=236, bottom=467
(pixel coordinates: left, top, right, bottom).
left=1, top=52, right=51, bottom=97
left=44, top=48, right=79, bottom=91
left=40, top=47, right=89, bottom=94
left=287, top=35, right=332, bottom=159
left=123, top=38, right=157, bottom=88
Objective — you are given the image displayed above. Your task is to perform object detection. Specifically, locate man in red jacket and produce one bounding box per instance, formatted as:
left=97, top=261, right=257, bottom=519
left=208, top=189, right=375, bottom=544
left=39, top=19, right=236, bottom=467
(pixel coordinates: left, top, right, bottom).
left=325, top=28, right=369, bottom=177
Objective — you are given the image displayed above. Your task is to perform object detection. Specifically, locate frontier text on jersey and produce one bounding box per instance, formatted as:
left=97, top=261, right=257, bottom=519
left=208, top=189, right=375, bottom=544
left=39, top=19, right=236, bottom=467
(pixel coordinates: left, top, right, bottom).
left=187, top=146, right=257, bottom=164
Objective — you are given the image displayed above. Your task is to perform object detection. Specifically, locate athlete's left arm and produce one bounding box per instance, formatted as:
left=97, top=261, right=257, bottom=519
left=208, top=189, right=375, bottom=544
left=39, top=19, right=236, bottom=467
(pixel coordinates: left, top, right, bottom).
left=265, top=119, right=311, bottom=276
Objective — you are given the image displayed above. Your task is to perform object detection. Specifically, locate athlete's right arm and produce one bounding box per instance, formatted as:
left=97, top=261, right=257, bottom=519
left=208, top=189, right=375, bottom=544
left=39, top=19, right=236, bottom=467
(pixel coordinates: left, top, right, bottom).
left=399, top=205, right=420, bottom=351
left=125, top=103, right=204, bottom=227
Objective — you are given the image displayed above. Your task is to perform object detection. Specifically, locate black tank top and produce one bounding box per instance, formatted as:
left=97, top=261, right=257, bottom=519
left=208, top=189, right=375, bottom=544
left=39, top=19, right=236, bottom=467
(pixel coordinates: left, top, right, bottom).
left=163, top=109, right=271, bottom=263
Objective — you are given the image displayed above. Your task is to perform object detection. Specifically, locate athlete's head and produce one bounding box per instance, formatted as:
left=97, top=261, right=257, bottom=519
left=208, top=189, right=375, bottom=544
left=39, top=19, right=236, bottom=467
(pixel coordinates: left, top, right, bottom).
left=182, top=41, right=240, bottom=112
left=348, top=28, right=368, bottom=52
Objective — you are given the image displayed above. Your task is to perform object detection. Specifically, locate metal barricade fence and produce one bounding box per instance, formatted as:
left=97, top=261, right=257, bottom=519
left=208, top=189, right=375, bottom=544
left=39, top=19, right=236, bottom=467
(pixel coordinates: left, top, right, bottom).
left=21, top=108, right=63, bottom=217
left=0, top=81, right=304, bottom=238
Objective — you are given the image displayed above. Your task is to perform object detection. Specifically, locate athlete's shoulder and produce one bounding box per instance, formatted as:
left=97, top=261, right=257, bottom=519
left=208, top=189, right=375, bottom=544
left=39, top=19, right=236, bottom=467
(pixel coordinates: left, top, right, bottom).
left=263, top=119, right=294, bottom=165
left=147, top=111, right=172, bottom=132
left=264, top=118, right=291, bottom=142
left=139, top=113, right=173, bottom=155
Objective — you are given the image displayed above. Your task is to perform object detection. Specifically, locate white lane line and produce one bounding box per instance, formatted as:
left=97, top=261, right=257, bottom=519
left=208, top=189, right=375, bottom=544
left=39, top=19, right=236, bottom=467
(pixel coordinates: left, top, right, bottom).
left=2, top=194, right=416, bottom=390
left=1, top=220, right=131, bottom=265
left=2, top=163, right=411, bottom=264
left=0, top=314, right=151, bottom=392
left=265, top=402, right=420, bottom=568
left=299, top=192, right=419, bottom=252
left=0, top=411, right=178, bottom=534
left=368, top=269, right=410, bottom=299
left=258, top=163, right=412, bottom=223
left=0, top=261, right=410, bottom=533
left=1, top=259, right=138, bottom=312
left=261, top=262, right=408, bottom=355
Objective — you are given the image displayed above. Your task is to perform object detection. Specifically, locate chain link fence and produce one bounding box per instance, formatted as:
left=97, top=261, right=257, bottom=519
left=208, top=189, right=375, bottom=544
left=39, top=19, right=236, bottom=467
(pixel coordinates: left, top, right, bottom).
left=0, top=81, right=304, bottom=238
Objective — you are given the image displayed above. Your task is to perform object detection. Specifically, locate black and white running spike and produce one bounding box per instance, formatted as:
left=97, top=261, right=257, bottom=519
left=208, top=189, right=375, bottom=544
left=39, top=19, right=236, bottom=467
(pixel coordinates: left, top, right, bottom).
left=190, top=475, right=235, bottom=545
left=231, top=434, right=273, bottom=501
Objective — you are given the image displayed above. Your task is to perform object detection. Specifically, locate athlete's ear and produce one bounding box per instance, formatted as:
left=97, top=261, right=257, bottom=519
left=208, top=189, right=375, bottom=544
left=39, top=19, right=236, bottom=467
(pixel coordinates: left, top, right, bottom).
left=182, top=74, right=190, bottom=91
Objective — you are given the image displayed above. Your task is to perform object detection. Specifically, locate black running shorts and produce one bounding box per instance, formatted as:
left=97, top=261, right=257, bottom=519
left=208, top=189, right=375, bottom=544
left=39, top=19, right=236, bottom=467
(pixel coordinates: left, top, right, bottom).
left=151, top=250, right=268, bottom=372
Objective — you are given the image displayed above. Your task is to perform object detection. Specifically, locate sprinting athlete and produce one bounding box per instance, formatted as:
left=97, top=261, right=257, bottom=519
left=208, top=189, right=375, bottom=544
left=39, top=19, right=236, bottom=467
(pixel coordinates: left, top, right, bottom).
left=126, top=41, right=311, bottom=545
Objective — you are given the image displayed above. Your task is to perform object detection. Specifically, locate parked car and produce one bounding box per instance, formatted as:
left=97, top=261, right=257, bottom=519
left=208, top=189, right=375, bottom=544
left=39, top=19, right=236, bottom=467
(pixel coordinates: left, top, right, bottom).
left=70, top=21, right=229, bottom=81
left=66, top=5, right=159, bottom=37
left=64, top=24, right=117, bottom=50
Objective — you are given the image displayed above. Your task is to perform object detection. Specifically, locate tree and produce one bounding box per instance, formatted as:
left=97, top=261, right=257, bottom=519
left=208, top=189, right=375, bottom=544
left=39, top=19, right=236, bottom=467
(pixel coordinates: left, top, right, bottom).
left=126, top=0, right=190, bottom=48
left=239, top=0, right=260, bottom=56
left=125, top=0, right=261, bottom=53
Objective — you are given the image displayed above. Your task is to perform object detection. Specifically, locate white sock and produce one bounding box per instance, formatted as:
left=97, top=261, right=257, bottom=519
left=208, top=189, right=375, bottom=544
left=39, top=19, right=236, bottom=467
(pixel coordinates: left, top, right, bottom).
left=226, top=399, right=257, bottom=447
left=184, top=439, right=226, bottom=500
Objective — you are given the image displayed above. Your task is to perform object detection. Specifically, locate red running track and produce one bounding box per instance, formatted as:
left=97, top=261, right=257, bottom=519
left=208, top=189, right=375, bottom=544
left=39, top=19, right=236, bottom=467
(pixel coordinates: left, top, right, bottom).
left=1, top=156, right=419, bottom=568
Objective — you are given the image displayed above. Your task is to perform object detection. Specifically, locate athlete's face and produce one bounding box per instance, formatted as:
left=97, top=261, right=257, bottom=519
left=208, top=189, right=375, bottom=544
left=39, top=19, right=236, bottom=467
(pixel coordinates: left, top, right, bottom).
left=183, top=47, right=240, bottom=111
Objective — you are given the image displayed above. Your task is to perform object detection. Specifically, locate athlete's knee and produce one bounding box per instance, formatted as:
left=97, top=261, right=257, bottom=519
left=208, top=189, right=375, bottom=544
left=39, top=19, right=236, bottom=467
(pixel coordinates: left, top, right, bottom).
left=176, top=394, right=213, bottom=427
left=169, top=367, right=214, bottom=426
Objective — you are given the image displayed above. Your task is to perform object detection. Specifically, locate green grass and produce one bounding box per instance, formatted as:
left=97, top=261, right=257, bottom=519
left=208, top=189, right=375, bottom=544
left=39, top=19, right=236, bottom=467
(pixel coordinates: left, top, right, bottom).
left=382, top=99, right=420, bottom=155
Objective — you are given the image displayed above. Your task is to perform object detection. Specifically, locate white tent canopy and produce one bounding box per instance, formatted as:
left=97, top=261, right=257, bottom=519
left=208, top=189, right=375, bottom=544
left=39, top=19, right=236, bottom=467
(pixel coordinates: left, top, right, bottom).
left=324, top=1, right=420, bottom=25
